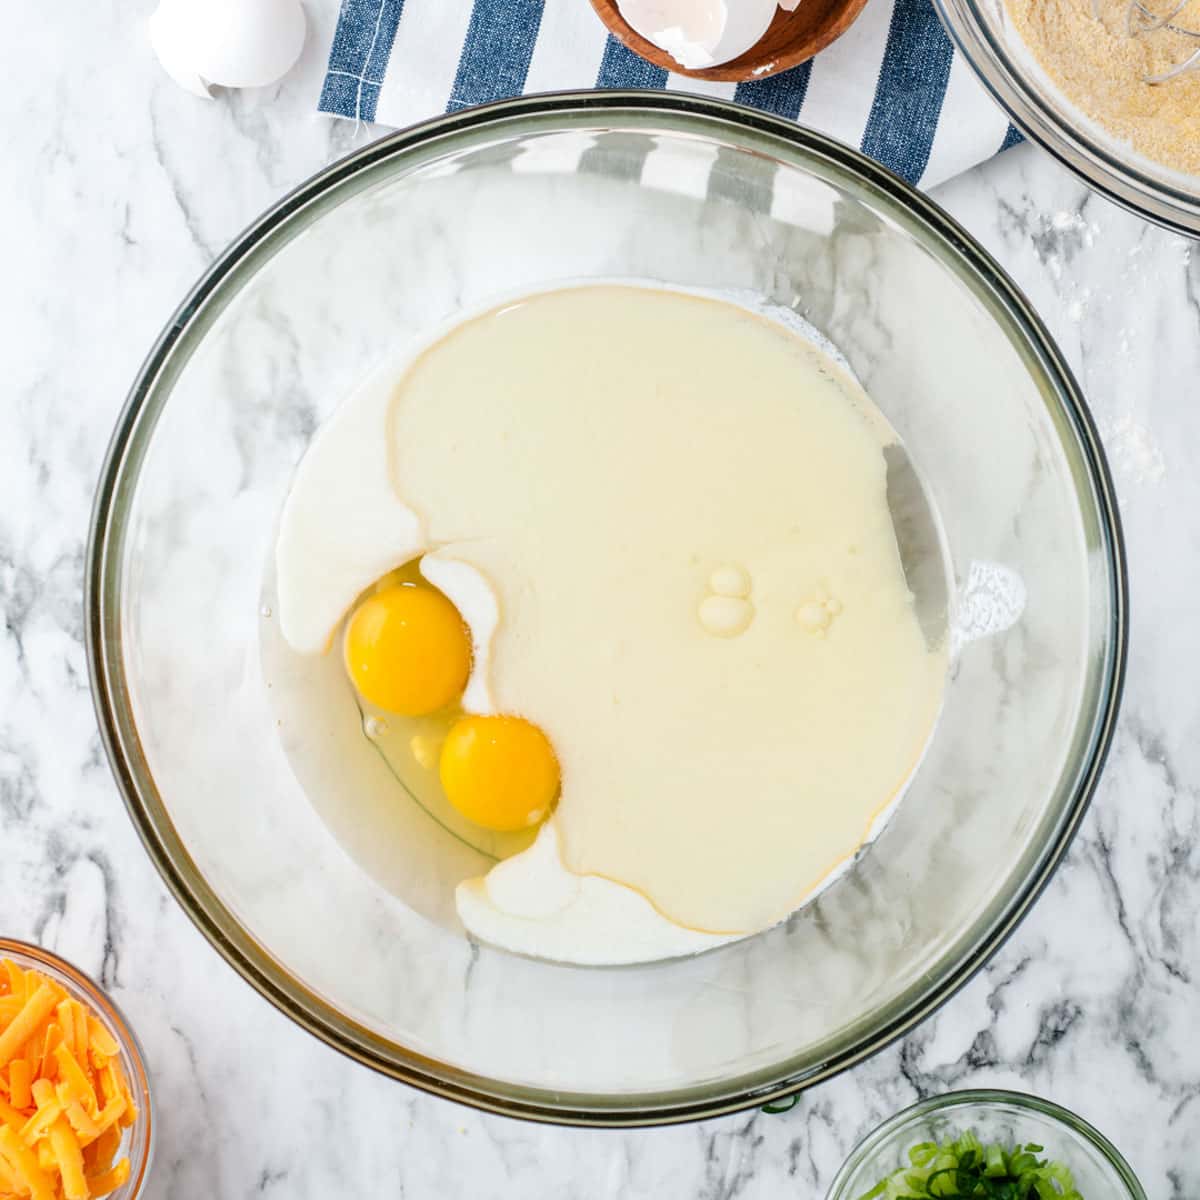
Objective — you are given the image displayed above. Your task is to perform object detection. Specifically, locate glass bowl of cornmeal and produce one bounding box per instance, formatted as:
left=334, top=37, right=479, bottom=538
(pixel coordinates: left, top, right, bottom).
left=87, top=93, right=1125, bottom=1125
left=934, top=0, right=1200, bottom=235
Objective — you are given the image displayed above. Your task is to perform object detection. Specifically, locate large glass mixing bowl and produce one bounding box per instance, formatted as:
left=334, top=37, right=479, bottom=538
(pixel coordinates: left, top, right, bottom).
left=86, top=93, right=1126, bottom=1125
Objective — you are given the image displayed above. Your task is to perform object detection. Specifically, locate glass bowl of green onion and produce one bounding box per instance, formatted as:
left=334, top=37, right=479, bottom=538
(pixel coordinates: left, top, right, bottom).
left=826, top=1089, right=1146, bottom=1200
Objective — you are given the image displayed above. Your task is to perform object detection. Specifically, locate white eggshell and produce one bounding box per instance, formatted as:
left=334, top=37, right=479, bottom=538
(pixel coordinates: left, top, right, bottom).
left=619, top=0, right=781, bottom=68
left=149, top=0, right=306, bottom=95
left=148, top=1, right=214, bottom=97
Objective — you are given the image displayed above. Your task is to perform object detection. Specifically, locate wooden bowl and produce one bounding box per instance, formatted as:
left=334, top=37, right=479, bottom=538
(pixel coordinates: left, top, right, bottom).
left=588, top=0, right=871, bottom=82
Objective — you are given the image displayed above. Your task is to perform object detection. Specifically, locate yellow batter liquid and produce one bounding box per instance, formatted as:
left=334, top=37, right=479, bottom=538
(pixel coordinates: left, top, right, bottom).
left=387, top=285, right=947, bottom=935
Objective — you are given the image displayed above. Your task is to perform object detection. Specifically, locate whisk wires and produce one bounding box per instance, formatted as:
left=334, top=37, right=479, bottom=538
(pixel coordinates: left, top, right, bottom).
left=1125, top=0, right=1200, bottom=81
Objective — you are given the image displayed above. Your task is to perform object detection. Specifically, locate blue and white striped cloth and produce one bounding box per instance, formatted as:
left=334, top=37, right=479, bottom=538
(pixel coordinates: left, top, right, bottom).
left=318, top=0, right=1021, bottom=189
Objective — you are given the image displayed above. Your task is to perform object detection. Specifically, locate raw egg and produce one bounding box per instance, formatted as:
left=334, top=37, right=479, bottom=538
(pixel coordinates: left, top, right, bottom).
left=440, top=715, right=560, bottom=832
left=343, top=582, right=470, bottom=715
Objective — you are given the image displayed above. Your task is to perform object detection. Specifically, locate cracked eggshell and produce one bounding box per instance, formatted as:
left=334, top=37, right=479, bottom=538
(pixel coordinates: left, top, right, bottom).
left=148, top=1, right=213, bottom=97
left=618, top=0, right=782, bottom=69
left=149, top=0, right=307, bottom=96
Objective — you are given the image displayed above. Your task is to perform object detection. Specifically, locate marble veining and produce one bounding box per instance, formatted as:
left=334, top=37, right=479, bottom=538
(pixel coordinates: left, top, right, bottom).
left=1, top=1, right=1198, bottom=1197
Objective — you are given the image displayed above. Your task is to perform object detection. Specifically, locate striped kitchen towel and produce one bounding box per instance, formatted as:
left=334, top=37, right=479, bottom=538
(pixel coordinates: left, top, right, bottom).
left=318, top=0, right=1021, bottom=189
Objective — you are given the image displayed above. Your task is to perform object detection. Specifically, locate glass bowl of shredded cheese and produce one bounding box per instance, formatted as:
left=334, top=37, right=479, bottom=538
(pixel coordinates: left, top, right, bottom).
left=0, top=941, right=153, bottom=1200
left=934, top=0, right=1200, bottom=234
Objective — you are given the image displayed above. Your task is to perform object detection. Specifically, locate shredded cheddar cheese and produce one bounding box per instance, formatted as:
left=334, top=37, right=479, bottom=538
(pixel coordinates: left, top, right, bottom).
left=0, top=960, right=135, bottom=1199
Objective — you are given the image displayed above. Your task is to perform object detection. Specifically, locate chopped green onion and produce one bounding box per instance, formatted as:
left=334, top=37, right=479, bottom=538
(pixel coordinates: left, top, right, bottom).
left=761, top=1094, right=799, bottom=1114
left=909, top=1143, right=939, bottom=1168
left=1010, top=1151, right=1038, bottom=1175
left=984, top=1143, right=1007, bottom=1177
left=852, top=1129, right=1084, bottom=1200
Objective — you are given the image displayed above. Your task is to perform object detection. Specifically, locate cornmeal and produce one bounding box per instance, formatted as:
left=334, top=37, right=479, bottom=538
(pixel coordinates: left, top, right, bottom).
left=1009, top=0, right=1200, bottom=176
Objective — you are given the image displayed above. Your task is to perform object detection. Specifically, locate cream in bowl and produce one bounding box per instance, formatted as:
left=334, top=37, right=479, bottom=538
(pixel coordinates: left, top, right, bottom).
left=266, top=283, right=949, bottom=965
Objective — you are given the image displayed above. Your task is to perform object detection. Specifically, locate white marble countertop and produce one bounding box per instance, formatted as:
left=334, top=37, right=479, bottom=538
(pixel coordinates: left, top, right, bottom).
left=3, top=2, right=1198, bottom=1197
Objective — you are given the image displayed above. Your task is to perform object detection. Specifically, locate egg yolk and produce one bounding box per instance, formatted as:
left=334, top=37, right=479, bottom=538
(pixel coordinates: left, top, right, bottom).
left=343, top=582, right=471, bottom=715
left=440, top=715, right=560, bottom=832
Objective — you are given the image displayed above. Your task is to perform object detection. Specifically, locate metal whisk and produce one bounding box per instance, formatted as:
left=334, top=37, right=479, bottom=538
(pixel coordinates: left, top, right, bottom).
left=1123, top=0, right=1200, bottom=83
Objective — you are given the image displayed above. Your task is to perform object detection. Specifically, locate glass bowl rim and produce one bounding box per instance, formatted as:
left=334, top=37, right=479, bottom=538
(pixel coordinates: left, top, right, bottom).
left=824, top=1087, right=1148, bottom=1199
left=84, top=90, right=1128, bottom=1127
left=0, top=938, right=155, bottom=1198
left=929, top=0, right=1200, bottom=237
